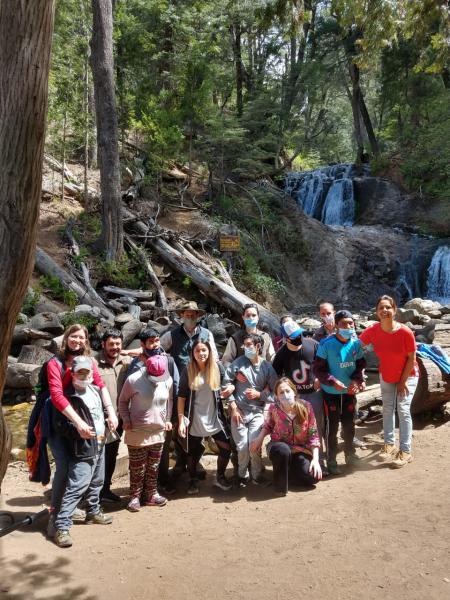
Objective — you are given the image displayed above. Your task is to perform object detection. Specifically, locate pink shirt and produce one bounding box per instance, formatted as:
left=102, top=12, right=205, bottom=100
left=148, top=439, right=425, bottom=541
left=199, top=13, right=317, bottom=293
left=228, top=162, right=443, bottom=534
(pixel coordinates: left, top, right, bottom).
left=263, top=401, right=320, bottom=456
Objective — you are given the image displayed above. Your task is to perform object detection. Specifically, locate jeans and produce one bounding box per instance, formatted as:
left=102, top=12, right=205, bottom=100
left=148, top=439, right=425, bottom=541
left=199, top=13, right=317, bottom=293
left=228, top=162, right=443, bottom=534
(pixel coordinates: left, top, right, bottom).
left=54, top=446, right=105, bottom=531
left=380, top=375, right=418, bottom=452
left=48, top=434, right=71, bottom=514
left=268, top=441, right=317, bottom=494
left=230, top=411, right=264, bottom=479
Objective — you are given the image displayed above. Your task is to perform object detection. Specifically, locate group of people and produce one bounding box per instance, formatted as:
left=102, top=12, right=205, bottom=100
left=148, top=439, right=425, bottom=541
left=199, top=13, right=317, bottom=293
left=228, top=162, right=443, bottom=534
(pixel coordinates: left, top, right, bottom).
left=38, top=295, right=418, bottom=548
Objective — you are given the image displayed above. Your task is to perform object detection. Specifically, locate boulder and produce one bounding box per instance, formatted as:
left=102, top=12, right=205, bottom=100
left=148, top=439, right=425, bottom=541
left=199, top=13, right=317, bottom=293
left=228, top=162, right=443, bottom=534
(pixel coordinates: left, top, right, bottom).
left=298, top=317, right=321, bottom=330
left=30, top=312, right=64, bottom=335
left=357, top=320, right=377, bottom=329
left=442, top=314, right=450, bottom=324
left=18, top=345, right=54, bottom=366
left=121, top=318, right=144, bottom=347
left=441, top=305, right=450, bottom=316
left=404, top=298, right=442, bottom=315
left=17, top=313, right=29, bottom=324
left=418, top=314, right=431, bottom=325
left=395, top=308, right=421, bottom=325
left=205, top=314, right=227, bottom=346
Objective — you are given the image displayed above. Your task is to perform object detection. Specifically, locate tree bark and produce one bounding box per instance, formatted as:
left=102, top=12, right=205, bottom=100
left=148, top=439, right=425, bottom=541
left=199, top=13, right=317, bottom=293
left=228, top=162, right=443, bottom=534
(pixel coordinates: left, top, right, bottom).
left=0, top=0, right=55, bottom=488
left=90, top=0, right=123, bottom=260
left=231, top=21, right=244, bottom=117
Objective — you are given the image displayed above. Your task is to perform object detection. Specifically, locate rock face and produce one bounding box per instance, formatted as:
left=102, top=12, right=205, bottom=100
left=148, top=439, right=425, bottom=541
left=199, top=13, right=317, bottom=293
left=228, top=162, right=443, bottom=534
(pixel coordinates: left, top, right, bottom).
left=354, top=177, right=415, bottom=228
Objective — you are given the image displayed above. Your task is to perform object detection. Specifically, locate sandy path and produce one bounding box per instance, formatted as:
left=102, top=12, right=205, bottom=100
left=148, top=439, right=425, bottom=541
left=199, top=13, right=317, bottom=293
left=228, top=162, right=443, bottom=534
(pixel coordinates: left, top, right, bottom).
left=1, top=421, right=450, bottom=600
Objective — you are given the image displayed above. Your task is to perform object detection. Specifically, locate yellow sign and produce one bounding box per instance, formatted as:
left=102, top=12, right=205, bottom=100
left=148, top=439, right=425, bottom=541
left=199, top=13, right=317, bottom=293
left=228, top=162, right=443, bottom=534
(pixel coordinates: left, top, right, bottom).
left=219, top=234, right=241, bottom=252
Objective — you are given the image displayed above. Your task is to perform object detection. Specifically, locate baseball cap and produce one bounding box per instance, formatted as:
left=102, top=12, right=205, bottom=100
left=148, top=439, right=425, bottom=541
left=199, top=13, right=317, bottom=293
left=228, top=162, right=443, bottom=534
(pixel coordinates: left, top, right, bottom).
left=72, top=356, right=93, bottom=372
left=146, top=355, right=169, bottom=382
left=281, top=320, right=303, bottom=340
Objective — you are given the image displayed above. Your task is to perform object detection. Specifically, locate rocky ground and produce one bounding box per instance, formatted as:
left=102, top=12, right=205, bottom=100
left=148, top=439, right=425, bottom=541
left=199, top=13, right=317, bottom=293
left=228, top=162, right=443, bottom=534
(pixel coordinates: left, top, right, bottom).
left=1, top=416, right=450, bottom=600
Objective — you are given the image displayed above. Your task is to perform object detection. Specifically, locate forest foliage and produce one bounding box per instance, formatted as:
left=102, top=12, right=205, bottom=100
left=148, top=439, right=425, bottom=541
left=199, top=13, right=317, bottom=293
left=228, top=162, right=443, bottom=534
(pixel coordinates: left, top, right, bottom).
left=46, top=0, right=450, bottom=275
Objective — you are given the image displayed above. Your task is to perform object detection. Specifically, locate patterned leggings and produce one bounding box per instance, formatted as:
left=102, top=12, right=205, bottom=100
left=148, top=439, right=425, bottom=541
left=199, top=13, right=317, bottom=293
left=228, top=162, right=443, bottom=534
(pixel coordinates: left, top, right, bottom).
left=128, top=443, right=163, bottom=502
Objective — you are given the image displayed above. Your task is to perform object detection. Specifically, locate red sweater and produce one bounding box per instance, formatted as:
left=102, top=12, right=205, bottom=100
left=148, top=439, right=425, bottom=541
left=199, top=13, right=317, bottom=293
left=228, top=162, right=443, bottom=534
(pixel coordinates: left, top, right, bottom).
left=47, top=356, right=105, bottom=412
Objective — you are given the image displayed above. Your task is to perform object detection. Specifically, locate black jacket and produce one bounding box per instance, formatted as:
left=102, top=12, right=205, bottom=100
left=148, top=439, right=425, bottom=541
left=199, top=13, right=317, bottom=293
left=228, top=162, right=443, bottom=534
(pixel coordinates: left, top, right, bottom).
left=51, top=382, right=106, bottom=460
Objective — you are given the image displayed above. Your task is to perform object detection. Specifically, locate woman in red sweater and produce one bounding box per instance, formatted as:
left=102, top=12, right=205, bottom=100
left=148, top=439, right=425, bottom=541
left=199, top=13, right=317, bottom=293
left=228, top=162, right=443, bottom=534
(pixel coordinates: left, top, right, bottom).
left=359, top=295, right=418, bottom=468
left=47, top=324, right=117, bottom=536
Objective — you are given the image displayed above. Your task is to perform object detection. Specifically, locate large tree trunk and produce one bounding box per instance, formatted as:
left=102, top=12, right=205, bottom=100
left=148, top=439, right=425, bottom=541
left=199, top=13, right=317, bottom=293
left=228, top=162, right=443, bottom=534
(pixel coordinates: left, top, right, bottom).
left=90, top=0, right=123, bottom=261
left=231, top=20, right=244, bottom=117
left=0, top=0, right=55, bottom=488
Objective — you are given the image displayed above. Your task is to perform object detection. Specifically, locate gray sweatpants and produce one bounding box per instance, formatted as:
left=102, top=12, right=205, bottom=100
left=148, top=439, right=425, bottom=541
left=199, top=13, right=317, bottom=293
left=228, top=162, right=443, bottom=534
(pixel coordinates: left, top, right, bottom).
left=230, top=411, right=264, bottom=479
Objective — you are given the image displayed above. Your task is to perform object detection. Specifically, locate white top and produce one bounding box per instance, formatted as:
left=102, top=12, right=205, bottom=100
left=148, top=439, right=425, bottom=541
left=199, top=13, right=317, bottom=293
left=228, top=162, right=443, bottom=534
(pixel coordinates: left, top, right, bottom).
left=79, top=386, right=105, bottom=437
left=189, top=375, right=221, bottom=437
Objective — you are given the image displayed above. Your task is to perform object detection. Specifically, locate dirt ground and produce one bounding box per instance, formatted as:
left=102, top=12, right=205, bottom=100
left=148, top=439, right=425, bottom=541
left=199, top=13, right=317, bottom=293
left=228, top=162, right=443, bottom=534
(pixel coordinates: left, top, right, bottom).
left=1, top=416, right=450, bottom=600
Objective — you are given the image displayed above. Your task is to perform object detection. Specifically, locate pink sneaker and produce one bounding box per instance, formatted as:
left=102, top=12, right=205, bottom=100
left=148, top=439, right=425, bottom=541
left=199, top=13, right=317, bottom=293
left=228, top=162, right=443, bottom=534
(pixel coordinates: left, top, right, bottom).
left=127, top=497, right=141, bottom=512
left=145, top=493, right=167, bottom=507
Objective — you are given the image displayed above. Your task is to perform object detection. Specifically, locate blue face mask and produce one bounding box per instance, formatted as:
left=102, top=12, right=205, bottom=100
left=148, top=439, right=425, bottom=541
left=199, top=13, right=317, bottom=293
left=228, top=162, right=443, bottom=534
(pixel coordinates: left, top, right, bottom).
left=338, top=328, right=355, bottom=340
left=244, top=347, right=257, bottom=359
left=244, top=317, right=258, bottom=328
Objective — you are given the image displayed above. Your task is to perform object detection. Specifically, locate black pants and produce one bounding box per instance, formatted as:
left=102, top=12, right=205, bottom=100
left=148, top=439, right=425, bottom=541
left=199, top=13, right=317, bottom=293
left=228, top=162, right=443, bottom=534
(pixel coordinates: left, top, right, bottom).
left=187, top=430, right=231, bottom=480
left=322, top=391, right=356, bottom=462
left=102, top=422, right=123, bottom=493
left=269, top=442, right=316, bottom=493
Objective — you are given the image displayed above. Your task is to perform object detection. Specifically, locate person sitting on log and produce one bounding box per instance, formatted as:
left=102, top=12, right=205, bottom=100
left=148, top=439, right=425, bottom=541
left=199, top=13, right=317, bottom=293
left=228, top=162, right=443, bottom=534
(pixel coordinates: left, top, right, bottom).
left=250, top=377, right=322, bottom=496
left=221, top=303, right=275, bottom=366
left=359, top=295, right=418, bottom=468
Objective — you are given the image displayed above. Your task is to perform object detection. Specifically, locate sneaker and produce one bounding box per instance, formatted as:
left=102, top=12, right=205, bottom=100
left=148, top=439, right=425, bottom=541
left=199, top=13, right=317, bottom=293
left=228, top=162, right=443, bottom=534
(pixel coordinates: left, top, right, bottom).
left=391, top=451, right=413, bottom=469
left=159, top=480, right=176, bottom=496
left=187, top=479, right=199, bottom=495
left=72, top=507, right=86, bottom=522
left=251, top=474, right=271, bottom=487
left=101, top=489, right=121, bottom=503
left=145, top=493, right=167, bottom=507
left=85, top=509, right=113, bottom=525
left=47, top=515, right=56, bottom=538
left=352, top=436, right=367, bottom=449
left=378, top=444, right=398, bottom=461
left=127, top=497, right=141, bottom=512
left=213, top=476, right=232, bottom=491
left=327, top=460, right=342, bottom=476
left=54, top=529, right=73, bottom=548
left=345, top=453, right=361, bottom=467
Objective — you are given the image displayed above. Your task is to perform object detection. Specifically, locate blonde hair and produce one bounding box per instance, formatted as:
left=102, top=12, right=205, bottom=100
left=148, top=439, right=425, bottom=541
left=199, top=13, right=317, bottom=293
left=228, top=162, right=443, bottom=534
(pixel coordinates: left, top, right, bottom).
left=60, top=324, right=91, bottom=357
left=187, top=340, right=221, bottom=391
left=274, top=377, right=308, bottom=424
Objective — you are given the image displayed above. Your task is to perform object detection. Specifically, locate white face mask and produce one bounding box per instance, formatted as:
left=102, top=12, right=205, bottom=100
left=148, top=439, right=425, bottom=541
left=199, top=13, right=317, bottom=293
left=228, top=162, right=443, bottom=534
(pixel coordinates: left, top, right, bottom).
left=279, top=390, right=296, bottom=409
left=322, top=314, right=334, bottom=325
left=73, top=377, right=93, bottom=389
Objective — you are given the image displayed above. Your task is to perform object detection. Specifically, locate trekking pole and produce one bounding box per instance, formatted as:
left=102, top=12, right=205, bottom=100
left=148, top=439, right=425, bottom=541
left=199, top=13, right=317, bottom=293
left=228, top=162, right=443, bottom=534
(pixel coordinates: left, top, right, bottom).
left=0, top=508, right=49, bottom=538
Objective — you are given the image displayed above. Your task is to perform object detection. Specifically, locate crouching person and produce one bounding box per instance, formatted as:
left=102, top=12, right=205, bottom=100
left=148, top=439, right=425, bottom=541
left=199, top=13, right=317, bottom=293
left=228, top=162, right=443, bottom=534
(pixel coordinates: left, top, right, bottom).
left=52, top=357, right=113, bottom=548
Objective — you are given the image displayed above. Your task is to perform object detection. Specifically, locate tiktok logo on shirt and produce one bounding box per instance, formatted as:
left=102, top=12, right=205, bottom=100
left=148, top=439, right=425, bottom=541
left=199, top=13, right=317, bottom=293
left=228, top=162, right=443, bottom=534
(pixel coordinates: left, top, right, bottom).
left=292, top=361, right=312, bottom=390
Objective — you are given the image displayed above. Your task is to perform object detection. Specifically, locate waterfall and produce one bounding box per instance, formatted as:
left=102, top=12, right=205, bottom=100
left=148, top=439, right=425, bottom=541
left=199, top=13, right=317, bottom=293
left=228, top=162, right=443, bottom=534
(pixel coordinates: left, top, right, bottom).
left=285, top=163, right=359, bottom=226
left=426, top=246, right=450, bottom=304
left=396, top=234, right=421, bottom=302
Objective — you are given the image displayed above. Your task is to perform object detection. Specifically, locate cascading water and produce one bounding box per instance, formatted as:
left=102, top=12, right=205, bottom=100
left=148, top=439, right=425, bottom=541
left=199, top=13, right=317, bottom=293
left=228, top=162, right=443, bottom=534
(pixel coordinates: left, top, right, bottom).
left=426, top=246, right=450, bottom=304
left=285, top=163, right=363, bottom=226
left=396, top=234, right=422, bottom=302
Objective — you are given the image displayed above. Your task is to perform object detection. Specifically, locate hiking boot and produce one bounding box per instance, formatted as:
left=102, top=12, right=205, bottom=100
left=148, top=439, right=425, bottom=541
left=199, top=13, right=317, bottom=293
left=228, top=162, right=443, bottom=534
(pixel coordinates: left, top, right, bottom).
left=327, top=460, right=342, bottom=475
left=54, top=529, right=73, bottom=548
left=345, top=453, right=361, bottom=467
left=72, top=507, right=86, bottom=522
left=159, top=480, right=176, bottom=496
left=85, top=509, right=113, bottom=525
left=251, top=473, right=271, bottom=487
left=378, top=444, right=398, bottom=461
left=101, top=489, right=121, bottom=503
left=391, top=451, right=413, bottom=469
left=213, top=476, right=232, bottom=491
left=187, top=479, right=200, bottom=495
left=145, top=493, right=167, bottom=507
left=127, top=497, right=141, bottom=512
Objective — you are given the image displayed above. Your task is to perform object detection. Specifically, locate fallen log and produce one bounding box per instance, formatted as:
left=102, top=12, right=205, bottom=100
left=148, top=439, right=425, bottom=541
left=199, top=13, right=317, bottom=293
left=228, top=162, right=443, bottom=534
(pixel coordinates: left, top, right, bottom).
left=35, top=247, right=114, bottom=321
left=12, top=326, right=52, bottom=347
left=103, top=285, right=153, bottom=300
left=124, top=234, right=168, bottom=310
left=411, top=356, right=450, bottom=415
left=123, top=208, right=279, bottom=333
left=7, top=363, right=40, bottom=389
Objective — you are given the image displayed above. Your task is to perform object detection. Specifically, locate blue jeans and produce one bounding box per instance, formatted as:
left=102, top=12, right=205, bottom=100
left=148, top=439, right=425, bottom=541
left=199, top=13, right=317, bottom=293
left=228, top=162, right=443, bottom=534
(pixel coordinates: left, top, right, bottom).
left=380, top=375, right=418, bottom=452
left=54, top=446, right=105, bottom=531
left=48, top=435, right=71, bottom=514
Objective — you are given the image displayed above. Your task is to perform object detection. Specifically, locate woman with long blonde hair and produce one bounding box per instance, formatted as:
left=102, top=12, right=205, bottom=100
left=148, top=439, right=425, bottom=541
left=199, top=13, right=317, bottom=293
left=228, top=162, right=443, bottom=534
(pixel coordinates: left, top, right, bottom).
left=250, top=377, right=322, bottom=496
left=178, top=339, right=234, bottom=495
